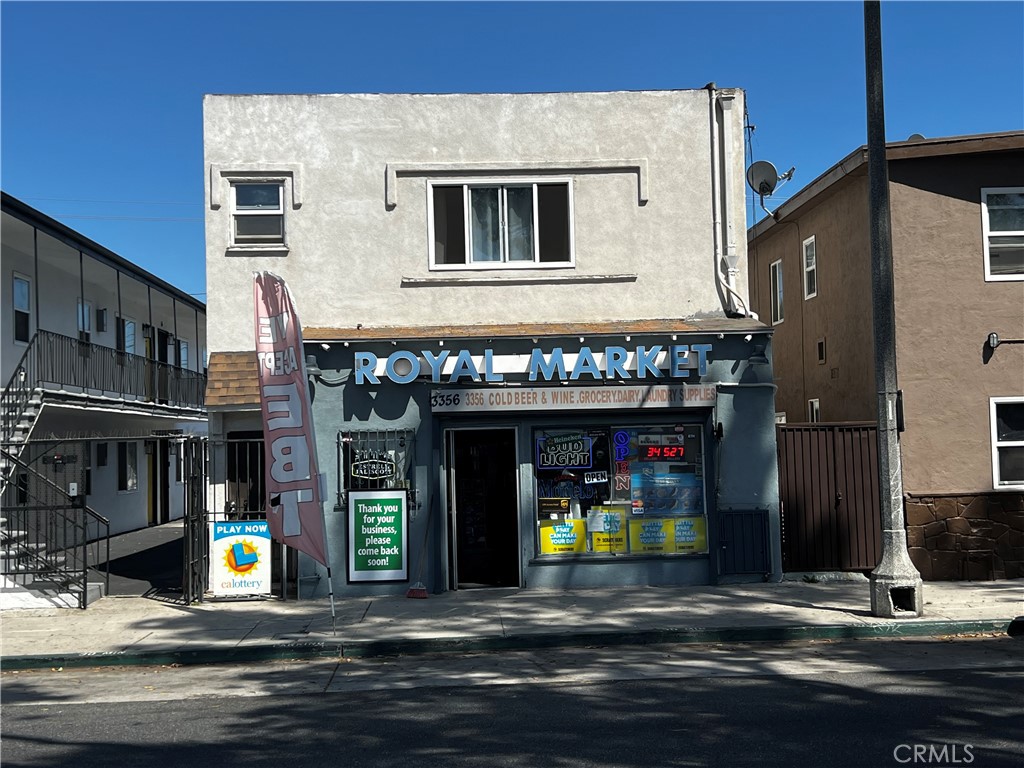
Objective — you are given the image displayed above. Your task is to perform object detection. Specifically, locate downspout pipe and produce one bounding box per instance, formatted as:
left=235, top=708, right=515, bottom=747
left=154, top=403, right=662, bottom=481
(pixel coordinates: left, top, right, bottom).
left=708, top=86, right=753, bottom=318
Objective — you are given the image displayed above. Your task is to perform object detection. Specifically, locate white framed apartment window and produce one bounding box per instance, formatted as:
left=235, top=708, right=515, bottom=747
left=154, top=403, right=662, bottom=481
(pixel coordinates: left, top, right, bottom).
left=770, top=259, right=784, bottom=325
left=981, top=187, right=1024, bottom=281
left=116, top=316, right=137, bottom=355
left=77, top=298, right=92, bottom=343
left=990, top=397, right=1024, bottom=489
left=232, top=182, right=285, bottom=246
left=117, top=441, right=138, bottom=492
left=807, top=399, right=820, bottom=423
left=428, top=178, right=574, bottom=269
left=178, top=340, right=189, bottom=369
left=12, top=273, right=31, bottom=344
left=803, top=235, right=817, bottom=299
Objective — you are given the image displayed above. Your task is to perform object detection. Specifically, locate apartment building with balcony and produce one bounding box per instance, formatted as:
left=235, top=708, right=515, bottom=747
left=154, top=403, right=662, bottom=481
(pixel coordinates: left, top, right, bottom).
left=2, top=192, right=207, bottom=605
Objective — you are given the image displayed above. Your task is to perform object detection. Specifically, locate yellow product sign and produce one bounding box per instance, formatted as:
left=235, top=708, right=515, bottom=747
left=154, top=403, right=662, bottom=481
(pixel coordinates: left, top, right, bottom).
left=628, top=518, right=675, bottom=554
left=673, top=516, right=708, bottom=554
left=589, top=506, right=628, bottom=553
left=539, top=519, right=587, bottom=554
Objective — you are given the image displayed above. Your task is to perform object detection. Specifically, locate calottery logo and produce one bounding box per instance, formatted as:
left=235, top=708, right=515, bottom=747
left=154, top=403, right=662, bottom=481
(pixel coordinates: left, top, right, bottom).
left=223, top=540, right=261, bottom=576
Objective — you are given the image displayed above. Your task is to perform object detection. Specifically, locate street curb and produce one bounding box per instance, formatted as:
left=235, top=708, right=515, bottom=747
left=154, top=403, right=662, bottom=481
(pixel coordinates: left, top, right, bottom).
left=0, top=618, right=1014, bottom=671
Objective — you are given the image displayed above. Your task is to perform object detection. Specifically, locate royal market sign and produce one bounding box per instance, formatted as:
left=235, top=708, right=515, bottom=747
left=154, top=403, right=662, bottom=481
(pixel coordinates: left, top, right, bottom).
left=429, top=384, right=717, bottom=413
left=353, top=343, right=713, bottom=385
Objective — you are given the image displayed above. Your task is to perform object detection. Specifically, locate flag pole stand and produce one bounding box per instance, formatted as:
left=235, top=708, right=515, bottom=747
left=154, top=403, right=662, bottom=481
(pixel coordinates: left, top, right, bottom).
left=326, top=567, right=337, bottom=636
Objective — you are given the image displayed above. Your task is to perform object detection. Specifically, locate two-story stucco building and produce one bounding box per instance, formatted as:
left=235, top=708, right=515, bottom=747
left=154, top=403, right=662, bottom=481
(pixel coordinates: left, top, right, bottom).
left=203, top=89, right=782, bottom=598
left=747, top=132, right=1024, bottom=581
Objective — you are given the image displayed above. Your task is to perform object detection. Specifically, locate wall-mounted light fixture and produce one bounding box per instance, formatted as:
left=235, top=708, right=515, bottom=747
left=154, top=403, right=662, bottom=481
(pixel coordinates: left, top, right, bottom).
left=988, top=332, right=1024, bottom=349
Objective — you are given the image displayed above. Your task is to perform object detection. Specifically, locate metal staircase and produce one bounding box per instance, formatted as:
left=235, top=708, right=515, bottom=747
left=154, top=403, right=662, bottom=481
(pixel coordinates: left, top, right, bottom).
left=1, top=333, right=110, bottom=609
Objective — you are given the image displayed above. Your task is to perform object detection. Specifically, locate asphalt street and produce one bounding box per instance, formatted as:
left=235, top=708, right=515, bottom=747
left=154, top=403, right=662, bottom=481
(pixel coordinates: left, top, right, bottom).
left=3, top=636, right=1022, bottom=768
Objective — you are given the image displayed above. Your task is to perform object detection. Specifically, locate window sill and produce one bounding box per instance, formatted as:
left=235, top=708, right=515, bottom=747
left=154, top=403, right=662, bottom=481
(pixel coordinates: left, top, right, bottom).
left=226, top=245, right=290, bottom=257
left=402, top=273, right=637, bottom=287
left=529, top=553, right=709, bottom=565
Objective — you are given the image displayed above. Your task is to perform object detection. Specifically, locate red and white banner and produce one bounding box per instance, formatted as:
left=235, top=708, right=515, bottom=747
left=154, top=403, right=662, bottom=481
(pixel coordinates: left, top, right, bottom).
left=253, top=272, right=329, bottom=567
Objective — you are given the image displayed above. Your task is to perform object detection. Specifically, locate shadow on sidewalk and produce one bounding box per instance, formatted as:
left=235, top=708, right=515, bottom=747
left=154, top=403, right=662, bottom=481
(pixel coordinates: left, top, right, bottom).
left=91, top=521, right=185, bottom=600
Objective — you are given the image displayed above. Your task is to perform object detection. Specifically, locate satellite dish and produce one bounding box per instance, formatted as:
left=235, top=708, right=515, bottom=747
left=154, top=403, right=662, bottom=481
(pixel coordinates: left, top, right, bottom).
left=907, top=133, right=926, bottom=142
left=746, top=160, right=779, bottom=197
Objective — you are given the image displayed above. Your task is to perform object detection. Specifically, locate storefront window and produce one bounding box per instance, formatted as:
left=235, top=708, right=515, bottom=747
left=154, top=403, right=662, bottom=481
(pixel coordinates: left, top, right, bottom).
left=533, top=424, right=708, bottom=557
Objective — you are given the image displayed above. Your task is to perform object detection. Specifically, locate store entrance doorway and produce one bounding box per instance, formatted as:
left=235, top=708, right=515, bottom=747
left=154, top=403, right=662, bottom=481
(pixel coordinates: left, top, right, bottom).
left=446, top=428, right=520, bottom=589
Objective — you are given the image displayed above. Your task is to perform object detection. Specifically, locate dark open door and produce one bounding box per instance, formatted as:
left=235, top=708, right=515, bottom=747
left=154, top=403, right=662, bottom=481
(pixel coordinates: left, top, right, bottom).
left=447, top=428, right=519, bottom=589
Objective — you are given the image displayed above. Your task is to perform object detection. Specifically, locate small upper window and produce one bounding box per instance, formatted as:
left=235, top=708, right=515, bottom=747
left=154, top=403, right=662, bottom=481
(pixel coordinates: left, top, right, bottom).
left=981, top=188, right=1024, bottom=281
left=803, top=235, right=817, bottom=299
left=807, top=399, right=820, bottom=423
left=770, top=259, right=784, bottom=325
left=178, top=340, right=189, bottom=369
left=429, top=180, right=573, bottom=269
left=991, top=398, right=1024, bottom=489
left=233, top=183, right=284, bottom=246
left=13, top=274, right=30, bottom=344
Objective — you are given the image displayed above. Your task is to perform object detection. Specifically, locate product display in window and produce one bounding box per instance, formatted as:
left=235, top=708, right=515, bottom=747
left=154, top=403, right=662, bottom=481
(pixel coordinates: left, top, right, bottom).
left=533, top=424, right=708, bottom=556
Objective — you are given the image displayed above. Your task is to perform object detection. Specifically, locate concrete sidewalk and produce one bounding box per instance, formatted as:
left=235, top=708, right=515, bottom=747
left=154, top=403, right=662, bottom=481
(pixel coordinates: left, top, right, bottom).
left=1, top=579, right=1021, bottom=671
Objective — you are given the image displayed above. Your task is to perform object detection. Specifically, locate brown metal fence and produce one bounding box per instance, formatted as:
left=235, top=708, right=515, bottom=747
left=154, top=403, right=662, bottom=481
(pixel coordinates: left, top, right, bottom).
left=776, top=423, right=882, bottom=572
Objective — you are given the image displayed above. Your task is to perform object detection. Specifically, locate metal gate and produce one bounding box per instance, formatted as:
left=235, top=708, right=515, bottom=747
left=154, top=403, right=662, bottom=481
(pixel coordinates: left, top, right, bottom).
left=776, top=423, right=882, bottom=572
left=182, top=437, right=208, bottom=603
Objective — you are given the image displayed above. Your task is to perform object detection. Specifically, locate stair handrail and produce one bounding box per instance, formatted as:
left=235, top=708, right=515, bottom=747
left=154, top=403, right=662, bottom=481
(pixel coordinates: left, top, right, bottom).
left=0, top=446, right=110, bottom=601
left=1, top=330, right=39, bottom=447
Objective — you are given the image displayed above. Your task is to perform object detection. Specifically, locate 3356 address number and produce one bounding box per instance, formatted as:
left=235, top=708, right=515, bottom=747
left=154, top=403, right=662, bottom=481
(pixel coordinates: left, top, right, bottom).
left=430, top=392, right=461, bottom=409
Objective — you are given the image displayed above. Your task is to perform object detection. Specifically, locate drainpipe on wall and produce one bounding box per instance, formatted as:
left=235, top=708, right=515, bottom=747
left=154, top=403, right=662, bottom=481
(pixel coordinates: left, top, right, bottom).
left=708, top=87, right=752, bottom=318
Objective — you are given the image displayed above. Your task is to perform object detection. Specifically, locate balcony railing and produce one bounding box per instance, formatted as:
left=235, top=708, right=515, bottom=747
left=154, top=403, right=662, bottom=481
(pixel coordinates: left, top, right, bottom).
left=30, top=330, right=206, bottom=410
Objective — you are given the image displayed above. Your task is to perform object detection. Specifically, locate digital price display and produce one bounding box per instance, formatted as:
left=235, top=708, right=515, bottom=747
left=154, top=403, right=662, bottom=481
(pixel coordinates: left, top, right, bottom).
left=639, top=444, right=685, bottom=460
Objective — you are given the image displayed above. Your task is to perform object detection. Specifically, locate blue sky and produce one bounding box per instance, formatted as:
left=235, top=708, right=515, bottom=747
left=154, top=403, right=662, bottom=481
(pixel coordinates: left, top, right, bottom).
left=2, top=1, right=1022, bottom=302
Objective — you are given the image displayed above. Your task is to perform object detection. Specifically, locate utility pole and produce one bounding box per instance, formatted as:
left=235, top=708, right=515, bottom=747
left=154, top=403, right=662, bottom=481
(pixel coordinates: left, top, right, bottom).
left=864, top=0, right=924, bottom=617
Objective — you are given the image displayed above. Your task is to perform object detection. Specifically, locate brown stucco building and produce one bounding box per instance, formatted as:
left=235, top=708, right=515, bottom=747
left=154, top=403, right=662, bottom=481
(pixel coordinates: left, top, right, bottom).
left=747, top=131, right=1024, bottom=580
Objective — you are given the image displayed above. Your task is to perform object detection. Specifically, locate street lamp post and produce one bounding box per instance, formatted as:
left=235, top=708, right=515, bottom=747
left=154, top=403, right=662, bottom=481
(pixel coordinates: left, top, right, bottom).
left=864, top=0, right=924, bottom=618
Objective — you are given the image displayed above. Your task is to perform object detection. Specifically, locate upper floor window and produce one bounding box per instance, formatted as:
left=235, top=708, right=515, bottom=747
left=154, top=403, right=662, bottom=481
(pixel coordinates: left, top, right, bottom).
left=178, top=340, right=189, bottom=369
left=981, top=187, right=1024, bottom=281
left=12, top=273, right=30, bottom=344
left=807, top=398, right=820, bottom=423
left=233, top=183, right=284, bottom=246
left=991, top=398, right=1024, bottom=489
left=429, top=179, right=573, bottom=269
left=770, top=259, right=784, bottom=325
left=77, top=298, right=92, bottom=343
left=116, top=316, right=136, bottom=355
left=803, top=235, right=817, bottom=299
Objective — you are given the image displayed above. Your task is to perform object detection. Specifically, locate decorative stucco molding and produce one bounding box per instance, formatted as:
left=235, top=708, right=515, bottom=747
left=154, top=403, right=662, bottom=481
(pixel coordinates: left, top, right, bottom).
left=209, top=163, right=304, bottom=210
left=384, top=159, right=649, bottom=209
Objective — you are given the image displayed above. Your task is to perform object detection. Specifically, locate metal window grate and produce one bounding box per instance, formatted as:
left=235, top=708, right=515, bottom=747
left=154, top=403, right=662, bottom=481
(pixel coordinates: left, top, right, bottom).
left=338, top=429, right=415, bottom=499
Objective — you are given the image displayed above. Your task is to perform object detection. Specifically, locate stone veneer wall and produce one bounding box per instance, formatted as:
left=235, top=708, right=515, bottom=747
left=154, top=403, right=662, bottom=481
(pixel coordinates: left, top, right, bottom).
left=905, top=493, right=1024, bottom=580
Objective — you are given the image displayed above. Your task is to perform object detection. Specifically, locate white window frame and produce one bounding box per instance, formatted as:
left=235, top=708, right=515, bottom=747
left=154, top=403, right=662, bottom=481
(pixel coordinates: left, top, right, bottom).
left=178, top=339, right=189, bottom=370
left=803, top=235, right=818, bottom=299
left=807, top=399, right=820, bottom=423
left=981, top=187, right=1024, bottom=282
left=427, top=177, right=575, bottom=271
left=12, top=272, right=31, bottom=345
left=77, top=298, right=92, bottom=342
left=117, top=441, right=138, bottom=493
left=231, top=181, right=286, bottom=247
left=990, top=397, right=1024, bottom=490
left=117, top=315, right=137, bottom=356
left=770, top=259, right=784, bottom=325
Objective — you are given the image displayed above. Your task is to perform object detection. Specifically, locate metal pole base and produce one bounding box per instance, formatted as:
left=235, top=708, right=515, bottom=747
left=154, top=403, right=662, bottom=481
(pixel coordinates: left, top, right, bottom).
left=870, top=529, right=924, bottom=618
